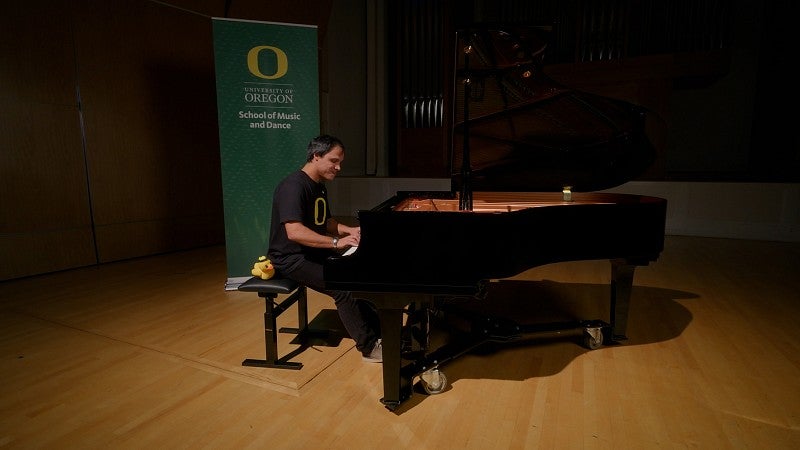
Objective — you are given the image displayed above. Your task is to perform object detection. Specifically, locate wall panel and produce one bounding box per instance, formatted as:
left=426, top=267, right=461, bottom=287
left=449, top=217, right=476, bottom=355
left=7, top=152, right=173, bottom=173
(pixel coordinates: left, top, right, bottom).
left=0, top=0, right=96, bottom=280
left=73, top=0, right=224, bottom=263
left=1, top=0, right=336, bottom=280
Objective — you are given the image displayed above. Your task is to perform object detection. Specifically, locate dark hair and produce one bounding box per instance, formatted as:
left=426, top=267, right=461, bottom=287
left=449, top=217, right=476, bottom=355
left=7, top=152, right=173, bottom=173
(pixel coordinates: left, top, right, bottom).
left=306, top=134, right=344, bottom=162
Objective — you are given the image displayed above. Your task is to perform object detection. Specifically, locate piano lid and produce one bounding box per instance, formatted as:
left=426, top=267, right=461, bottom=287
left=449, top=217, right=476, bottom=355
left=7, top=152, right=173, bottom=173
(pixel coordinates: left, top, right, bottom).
left=451, top=25, right=656, bottom=193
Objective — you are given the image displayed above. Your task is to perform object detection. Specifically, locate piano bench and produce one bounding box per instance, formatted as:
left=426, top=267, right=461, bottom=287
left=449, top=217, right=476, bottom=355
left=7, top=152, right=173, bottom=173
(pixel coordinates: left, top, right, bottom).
left=238, top=276, right=322, bottom=370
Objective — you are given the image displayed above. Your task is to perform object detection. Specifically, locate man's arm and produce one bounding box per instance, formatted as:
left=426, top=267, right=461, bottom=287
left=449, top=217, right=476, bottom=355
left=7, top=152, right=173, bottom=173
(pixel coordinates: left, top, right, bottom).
left=284, top=220, right=360, bottom=249
left=284, top=221, right=336, bottom=248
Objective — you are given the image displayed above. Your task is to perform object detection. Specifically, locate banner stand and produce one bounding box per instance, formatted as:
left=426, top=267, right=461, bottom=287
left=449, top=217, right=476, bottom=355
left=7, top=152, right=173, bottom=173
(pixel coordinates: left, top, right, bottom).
left=212, top=18, right=320, bottom=289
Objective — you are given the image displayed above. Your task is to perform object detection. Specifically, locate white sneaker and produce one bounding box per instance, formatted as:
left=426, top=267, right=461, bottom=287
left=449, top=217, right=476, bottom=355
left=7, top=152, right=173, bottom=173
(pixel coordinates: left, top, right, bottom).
left=361, top=339, right=382, bottom=363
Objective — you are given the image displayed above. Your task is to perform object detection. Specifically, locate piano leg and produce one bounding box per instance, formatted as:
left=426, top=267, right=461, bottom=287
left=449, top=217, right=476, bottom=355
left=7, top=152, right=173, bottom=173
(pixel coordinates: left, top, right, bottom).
left=377, top=305, right=409, bottom=411
left=610, top=260, right=637, bottom=340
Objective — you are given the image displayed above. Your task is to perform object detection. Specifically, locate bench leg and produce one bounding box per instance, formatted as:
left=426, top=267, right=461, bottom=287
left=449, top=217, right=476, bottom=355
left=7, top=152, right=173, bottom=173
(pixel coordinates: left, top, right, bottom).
left=242, top=291, right=303, bottom=370
left=278, top=286, right=308, bottom=334
left=278, top=286, right=338, bottom=345
left=242, top=286, right=340, bottom=370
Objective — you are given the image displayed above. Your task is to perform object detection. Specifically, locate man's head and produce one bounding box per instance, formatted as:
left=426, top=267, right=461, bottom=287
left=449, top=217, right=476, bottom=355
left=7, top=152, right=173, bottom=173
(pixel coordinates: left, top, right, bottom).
left=303, top=134, right=345, bottom=182
left=306, top=134, right=344, bottom=162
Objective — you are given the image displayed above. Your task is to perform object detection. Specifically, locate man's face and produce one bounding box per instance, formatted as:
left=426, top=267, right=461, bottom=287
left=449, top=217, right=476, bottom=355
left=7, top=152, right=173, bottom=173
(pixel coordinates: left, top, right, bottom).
left=313, top=145, right=344, bottom=182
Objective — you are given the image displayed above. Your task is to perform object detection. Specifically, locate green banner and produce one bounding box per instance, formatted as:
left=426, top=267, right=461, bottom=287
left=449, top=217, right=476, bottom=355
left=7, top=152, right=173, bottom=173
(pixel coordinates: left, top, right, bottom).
left=212, top=18, right=319, bottom=288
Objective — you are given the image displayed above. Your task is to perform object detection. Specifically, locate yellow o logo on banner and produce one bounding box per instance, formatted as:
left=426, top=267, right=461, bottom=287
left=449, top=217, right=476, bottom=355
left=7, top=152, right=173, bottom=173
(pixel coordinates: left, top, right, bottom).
left=247, top=46, right=288, bottom=79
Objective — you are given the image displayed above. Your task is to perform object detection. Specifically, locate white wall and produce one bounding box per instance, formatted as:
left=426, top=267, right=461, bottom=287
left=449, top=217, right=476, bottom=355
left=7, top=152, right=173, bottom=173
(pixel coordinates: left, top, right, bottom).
left=604, top=181, right=800, bottom=242
left=328, top=178, right=800, bottom=242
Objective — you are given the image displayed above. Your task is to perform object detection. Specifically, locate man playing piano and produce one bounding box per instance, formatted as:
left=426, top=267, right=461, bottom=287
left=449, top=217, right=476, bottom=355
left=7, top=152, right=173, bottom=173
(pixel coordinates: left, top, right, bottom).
left=267, top=134, right=383, bottom=363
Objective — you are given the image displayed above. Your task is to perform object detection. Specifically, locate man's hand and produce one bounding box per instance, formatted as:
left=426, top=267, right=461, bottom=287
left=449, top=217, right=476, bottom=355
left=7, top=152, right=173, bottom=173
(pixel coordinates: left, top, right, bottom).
left=337, top=225, right=360, bottom=248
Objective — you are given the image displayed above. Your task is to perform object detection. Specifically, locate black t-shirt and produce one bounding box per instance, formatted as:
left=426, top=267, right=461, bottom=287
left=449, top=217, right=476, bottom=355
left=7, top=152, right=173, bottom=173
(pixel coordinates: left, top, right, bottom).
left=268, top=170, right=332, bottom=273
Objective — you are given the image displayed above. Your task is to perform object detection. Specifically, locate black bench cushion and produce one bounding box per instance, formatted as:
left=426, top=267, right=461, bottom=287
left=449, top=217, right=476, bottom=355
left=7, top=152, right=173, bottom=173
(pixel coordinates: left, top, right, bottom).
left=238, top=276, right=299, bottom=295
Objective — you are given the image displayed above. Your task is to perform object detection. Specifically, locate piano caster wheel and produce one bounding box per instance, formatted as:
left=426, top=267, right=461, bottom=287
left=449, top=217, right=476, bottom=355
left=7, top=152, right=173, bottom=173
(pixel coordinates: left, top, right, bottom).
left=583, top=326, right=604, bottom=350
left=420, top=368, right=447, bottom=395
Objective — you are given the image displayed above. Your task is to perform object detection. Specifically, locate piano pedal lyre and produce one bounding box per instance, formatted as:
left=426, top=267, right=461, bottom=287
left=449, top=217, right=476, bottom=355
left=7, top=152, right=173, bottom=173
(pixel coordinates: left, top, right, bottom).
left=401, top=302, right=431, bottom=355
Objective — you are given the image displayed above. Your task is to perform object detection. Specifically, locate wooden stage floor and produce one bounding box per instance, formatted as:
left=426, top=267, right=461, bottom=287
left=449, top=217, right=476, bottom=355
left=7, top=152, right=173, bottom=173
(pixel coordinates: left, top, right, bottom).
left=1, top=236, right=799, bottom=448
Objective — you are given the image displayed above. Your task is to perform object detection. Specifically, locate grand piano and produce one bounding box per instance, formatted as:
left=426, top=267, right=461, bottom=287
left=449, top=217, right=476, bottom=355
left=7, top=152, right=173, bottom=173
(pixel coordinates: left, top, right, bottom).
left=324, top=26, right=667, bottom=411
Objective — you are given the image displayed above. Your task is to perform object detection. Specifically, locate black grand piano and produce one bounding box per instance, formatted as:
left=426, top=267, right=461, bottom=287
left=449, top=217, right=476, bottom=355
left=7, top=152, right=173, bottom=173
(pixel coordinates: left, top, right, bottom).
left=324, top=26, right=667, bottom=411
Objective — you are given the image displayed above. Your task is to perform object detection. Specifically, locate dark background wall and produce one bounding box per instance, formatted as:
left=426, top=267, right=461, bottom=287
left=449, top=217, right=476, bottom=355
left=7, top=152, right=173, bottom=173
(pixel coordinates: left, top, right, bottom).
left=0, top=0, right=334, bottom=280
left=1, top=0, right=796, bottom=281
left=389, top=0, right=798, bottom=181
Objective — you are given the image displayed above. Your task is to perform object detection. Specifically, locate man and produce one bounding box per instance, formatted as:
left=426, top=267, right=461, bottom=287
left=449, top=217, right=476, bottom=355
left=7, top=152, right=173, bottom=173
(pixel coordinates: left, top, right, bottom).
left=267, top=135, right=382, bottom=362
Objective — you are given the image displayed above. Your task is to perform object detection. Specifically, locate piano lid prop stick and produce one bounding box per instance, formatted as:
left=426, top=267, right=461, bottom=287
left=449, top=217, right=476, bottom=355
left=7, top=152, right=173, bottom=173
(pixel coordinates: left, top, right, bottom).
left=460, top=40, right=473, bottom=211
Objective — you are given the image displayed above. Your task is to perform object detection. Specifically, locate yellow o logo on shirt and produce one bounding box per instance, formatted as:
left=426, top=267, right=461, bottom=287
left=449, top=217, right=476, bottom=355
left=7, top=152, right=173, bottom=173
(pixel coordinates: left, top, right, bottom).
left=314, top=197, right=327, bottom=226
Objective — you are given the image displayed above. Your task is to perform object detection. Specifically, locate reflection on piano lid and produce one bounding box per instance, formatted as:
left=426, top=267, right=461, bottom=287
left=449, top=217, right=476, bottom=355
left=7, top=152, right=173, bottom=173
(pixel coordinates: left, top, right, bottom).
left=451, top=25, right=656, bottom=193
left=393, top=192, right=614, bottom=212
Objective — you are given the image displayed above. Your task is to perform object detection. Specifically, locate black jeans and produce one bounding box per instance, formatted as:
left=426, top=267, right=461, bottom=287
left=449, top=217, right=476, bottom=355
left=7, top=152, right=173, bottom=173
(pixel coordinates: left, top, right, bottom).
left=282, top=259, right=380, bottom=355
